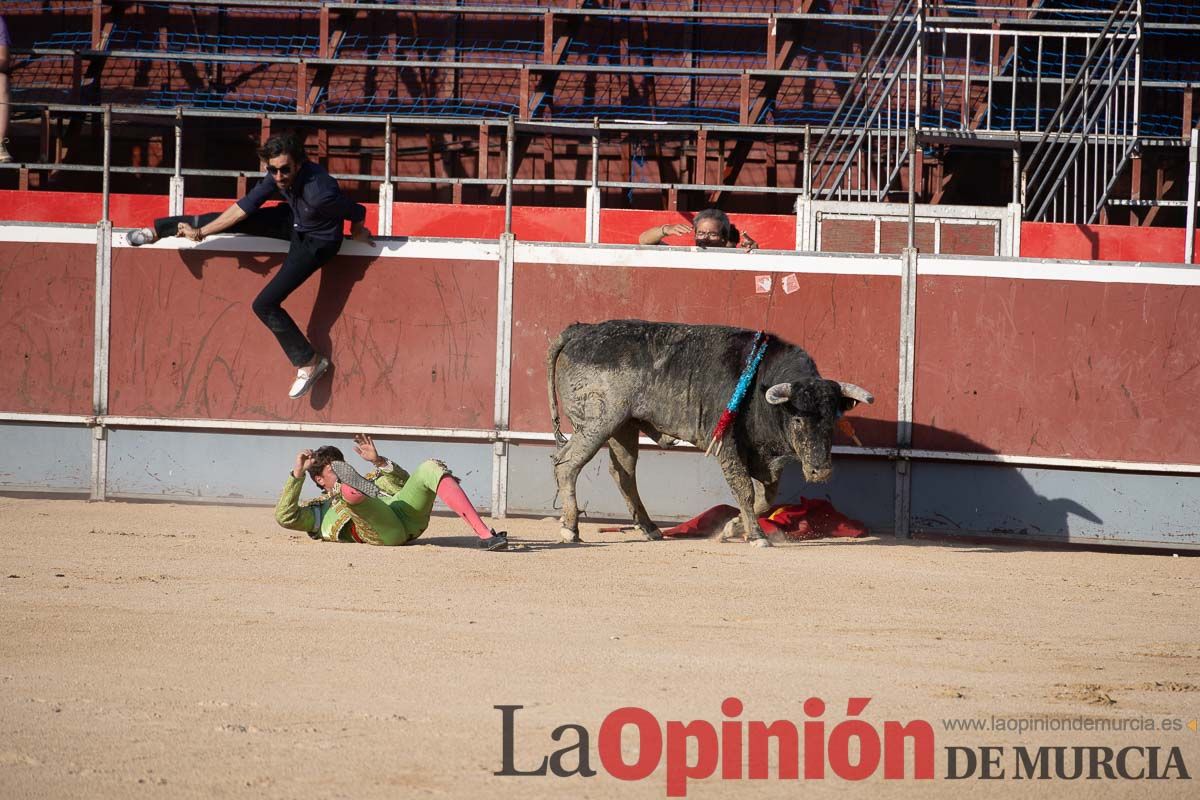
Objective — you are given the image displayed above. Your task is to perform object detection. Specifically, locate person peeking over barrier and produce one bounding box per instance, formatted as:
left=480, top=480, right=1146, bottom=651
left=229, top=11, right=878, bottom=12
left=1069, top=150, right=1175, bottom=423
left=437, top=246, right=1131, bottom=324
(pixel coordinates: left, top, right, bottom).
left=127, top=130, right=374, bottom=400
left=638, top=208, right=757, bottom=251
left=275, top=433, right=509, bottom=551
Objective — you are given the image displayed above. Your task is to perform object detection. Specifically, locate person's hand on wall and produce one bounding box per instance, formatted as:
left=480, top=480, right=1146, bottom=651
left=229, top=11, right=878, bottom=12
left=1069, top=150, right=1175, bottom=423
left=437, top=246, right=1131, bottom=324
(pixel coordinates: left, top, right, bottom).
left=350, top=221, right=375, bottom=247
left=739, top=231, right=759, bottom=252
left=639, top=223, right=692, bottom=245
left=177, top=222, right=204, bottom=242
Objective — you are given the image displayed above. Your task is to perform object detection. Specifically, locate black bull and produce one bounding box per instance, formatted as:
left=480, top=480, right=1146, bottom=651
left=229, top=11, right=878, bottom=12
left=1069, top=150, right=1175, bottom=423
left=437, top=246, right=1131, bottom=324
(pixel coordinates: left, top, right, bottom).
left=546, top=320, right=873, bottom=547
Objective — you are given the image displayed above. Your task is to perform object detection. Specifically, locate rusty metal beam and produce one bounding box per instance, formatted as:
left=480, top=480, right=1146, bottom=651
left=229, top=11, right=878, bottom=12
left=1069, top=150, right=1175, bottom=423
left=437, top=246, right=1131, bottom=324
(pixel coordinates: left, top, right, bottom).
left=708, top=9, right=814, bottom=204
left=306, top=6, right=361, bottom=114
left=528, top=0, right=591, bottom=118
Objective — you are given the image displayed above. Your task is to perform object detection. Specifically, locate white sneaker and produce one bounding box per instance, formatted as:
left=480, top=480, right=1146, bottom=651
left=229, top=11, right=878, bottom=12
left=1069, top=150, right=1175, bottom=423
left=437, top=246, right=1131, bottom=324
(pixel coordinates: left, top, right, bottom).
left=128, top=227, right=157, bottom=246
left=288, top=355, right=331, bottom=399
left=0, top=139, right=11, bottom=163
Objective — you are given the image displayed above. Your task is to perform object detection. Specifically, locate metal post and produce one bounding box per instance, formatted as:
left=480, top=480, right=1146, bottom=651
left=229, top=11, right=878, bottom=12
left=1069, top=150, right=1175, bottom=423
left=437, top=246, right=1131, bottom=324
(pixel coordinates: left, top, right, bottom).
left=895, top=245, right=918, bottom=538
left=591, top=117, right=599, bottom=189
left=491, top=232, right=516, bottom=517
left=914, top=0, right=924, bottom=132
left=585, top=117, right=600, bottom=244
left=101, top=105, right=112, bottom=223
left=1132, top=0, right=1142, bottom=140
left=504, top=117, right=516, bottom=236
left=168, top=107, right=184, bottom=215
left=907, top=128, right=916, bottom=250
left=894, top=459, right=912, bottom=539
left=803, top=124, right=812, bottom=198
left=92, top=106, right=114, bottom=500
left=1187, top=127, right=1198, bottom=265
left=1012, top=145, right=1021, bottom=207
left=378, top=115, right=394, bottom=236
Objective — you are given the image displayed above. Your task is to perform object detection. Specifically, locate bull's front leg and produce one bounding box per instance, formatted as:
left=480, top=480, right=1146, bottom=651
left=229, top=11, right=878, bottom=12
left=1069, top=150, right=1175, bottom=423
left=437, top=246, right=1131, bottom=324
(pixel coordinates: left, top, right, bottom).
left=716, top=452, right=771, bottom=548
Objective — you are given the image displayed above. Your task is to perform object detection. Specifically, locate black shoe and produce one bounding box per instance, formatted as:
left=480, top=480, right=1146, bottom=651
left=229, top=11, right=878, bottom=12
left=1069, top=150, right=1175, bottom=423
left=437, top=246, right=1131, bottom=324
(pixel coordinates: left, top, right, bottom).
left=479, top=530, right=508, bottom=551
left=330, top=460, right=382, bottom=498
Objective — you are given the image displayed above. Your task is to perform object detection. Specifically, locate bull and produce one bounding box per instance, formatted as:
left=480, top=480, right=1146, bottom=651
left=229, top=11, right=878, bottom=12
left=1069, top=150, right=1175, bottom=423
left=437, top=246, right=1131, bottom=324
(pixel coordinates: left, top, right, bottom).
left=546, top=319, right=873, bottom=547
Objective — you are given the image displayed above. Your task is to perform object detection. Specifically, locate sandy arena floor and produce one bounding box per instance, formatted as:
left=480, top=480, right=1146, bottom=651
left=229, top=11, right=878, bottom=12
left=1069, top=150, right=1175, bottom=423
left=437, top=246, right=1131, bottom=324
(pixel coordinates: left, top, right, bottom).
left=1, top=496, right=1197, bottom=799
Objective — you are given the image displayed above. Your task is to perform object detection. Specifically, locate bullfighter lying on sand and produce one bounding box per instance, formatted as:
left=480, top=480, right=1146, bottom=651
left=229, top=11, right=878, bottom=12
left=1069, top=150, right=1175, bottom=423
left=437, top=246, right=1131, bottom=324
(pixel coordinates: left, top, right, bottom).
left=275, top=433, right=508, bottom=550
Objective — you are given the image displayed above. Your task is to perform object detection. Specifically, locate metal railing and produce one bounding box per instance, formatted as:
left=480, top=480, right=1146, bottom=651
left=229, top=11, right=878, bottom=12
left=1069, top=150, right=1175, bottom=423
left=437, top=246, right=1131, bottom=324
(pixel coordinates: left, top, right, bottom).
left=1022, top=0, right=1143, bottom=223
left=807, top=0, right=926, bottom=202
left=6, top=1, right=1194, bottom=221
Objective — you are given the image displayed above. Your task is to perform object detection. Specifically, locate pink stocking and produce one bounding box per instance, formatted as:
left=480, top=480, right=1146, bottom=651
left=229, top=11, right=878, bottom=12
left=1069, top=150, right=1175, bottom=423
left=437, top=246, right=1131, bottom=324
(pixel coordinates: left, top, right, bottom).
left=436, top=476, right=492, bottom=539
left=339, top=483, right=368, bottom=505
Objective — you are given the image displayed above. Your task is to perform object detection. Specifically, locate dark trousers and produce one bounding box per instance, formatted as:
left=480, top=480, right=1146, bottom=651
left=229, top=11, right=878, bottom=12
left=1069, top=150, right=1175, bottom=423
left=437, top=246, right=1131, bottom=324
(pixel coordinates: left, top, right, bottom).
left=154, top=206, right=342, bottom=367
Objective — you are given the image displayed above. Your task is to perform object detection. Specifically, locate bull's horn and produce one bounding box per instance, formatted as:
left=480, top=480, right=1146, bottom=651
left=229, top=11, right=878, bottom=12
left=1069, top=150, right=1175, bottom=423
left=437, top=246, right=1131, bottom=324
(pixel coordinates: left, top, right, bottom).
left=838, top=382, right=874, bottom=405
left=765, top=382, right=793, bottom=405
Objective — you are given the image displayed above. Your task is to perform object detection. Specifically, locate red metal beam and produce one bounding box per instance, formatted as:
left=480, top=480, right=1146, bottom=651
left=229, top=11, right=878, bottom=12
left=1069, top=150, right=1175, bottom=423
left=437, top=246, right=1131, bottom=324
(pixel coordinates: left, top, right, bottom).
left=528, top=0, right=590, bottom=118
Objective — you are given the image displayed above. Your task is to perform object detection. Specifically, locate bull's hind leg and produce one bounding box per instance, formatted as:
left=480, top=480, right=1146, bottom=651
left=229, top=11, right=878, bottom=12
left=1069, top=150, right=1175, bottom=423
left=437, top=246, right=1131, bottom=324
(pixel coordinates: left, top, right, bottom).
left=552, top=427, right=613, bottom=543
left=607, top=422, right=662, bottom=541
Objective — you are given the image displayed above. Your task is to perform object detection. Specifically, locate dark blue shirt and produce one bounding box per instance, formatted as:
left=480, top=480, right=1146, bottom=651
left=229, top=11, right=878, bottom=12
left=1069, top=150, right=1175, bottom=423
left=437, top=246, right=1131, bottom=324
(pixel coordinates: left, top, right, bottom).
left=236, top=161, right=366, bottom=241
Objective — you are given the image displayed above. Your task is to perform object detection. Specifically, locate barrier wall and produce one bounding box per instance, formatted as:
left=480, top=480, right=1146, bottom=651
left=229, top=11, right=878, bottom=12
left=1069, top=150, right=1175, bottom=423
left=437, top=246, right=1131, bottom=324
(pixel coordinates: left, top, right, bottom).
left=1021, top=222, right=1200, bottom=264
left=0, top=191, right=794, bottom=248
left=0, top=227, right=97, bottom=415
left=506, top=245, right=900, bottom=444
left=107, top=238, right=499, bottom=427
left=3, top=220, right=1200, bottom=549
left=13, top=190, right=1200, bottom=262
left=915, top=261, right=1200, bottom=464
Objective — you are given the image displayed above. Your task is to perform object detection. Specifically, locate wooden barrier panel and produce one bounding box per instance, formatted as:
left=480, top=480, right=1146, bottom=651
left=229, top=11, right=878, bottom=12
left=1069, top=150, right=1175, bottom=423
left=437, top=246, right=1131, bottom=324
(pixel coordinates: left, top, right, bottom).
left=107, top=238, right=499, bottom=428
left=0, top=236, right=96, bottom=415
left=507, top=244, right=901, bottom=446
left=1021, top=221, right=1200, bottom=264
left=8, top=223, right=1200, bottom=471
left=914, top=260, right=1200, bottom=465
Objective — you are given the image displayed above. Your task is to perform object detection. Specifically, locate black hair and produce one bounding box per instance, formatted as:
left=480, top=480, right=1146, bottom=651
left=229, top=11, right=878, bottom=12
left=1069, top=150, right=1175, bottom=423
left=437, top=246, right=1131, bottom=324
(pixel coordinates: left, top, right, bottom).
left=257, top=130, right=307, bottom=163
left=308, top=445, right=345, bottom=477
left=693, top=208, right=739, bottom=245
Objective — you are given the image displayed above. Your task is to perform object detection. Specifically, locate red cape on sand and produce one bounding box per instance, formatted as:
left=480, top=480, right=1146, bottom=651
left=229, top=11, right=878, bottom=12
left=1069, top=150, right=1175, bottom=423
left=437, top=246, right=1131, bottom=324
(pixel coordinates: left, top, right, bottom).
left=662, top=500, right=867, bottom=541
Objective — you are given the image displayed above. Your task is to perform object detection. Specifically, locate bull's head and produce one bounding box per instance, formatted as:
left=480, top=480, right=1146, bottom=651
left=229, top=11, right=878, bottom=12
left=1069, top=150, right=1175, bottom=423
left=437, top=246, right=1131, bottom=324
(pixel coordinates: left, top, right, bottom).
left=764, top=380, right=873, bottom=482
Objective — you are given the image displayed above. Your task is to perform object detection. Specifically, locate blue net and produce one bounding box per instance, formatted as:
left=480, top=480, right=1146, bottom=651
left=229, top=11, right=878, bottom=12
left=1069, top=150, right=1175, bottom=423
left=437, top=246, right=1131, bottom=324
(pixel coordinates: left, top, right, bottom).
left=1143, top=1, right=1200, bottom=24
left=9, top=0, right=1200, bottom=134
left=33, top=27, right=320, bottom=56
left=550, top=103, right=741, bottom=125
left=336, top=33, right=544, bottom=63
left=142, top=89, right=299, bottom=113
left=324, top=97, right=520, bottom=118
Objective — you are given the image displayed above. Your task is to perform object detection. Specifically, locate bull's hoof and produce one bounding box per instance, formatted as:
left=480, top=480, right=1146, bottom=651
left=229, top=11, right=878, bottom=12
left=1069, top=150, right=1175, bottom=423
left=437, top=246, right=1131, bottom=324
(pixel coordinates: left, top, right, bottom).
left=751, top=536, right=773, bottom=548
left=559, top=527, right=582, bottom=544
left=640, top=526, right=663, bottom=541
left=718, top=518, right=742, bottom=543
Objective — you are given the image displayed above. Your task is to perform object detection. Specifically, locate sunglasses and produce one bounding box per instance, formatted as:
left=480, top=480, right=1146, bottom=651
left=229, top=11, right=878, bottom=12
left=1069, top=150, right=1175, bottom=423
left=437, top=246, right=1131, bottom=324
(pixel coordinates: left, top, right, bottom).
left=267, top=164, right=293, bottom=176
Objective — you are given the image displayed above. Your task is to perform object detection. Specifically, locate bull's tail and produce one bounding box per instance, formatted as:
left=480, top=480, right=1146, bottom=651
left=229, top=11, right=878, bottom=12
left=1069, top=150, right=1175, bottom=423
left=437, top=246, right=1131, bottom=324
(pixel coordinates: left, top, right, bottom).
left=546, top=328, right=572, bottom=448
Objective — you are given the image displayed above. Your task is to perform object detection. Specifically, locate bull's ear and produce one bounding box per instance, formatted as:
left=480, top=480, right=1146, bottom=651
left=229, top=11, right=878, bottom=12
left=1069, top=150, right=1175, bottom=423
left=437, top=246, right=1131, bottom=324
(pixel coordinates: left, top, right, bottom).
left=835, top=381, right=874, bottom=412
left=764, top=382, right=793, bottom=405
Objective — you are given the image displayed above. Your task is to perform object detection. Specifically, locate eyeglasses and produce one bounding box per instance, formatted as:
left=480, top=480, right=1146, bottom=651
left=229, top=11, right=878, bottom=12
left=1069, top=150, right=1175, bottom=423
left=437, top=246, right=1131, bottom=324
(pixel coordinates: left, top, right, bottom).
left=695, top=232, right=725, bottom=242
left=267, top=164, right=293, bottom=176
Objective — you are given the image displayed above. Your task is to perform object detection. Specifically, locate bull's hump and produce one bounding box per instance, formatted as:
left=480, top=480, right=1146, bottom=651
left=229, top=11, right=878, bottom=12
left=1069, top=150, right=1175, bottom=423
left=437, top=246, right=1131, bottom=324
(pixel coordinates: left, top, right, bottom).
left=563, top=320, right=720, bottom=362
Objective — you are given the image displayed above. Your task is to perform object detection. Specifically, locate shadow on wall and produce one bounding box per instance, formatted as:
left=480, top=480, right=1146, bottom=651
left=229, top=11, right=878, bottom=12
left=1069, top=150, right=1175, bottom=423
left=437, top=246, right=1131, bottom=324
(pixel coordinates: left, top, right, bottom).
left=777, top=417, right=1104, bottom=545
left=1081, top=224, right=1101, bottom=260
left=177, top=245, right=376, bottom=411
